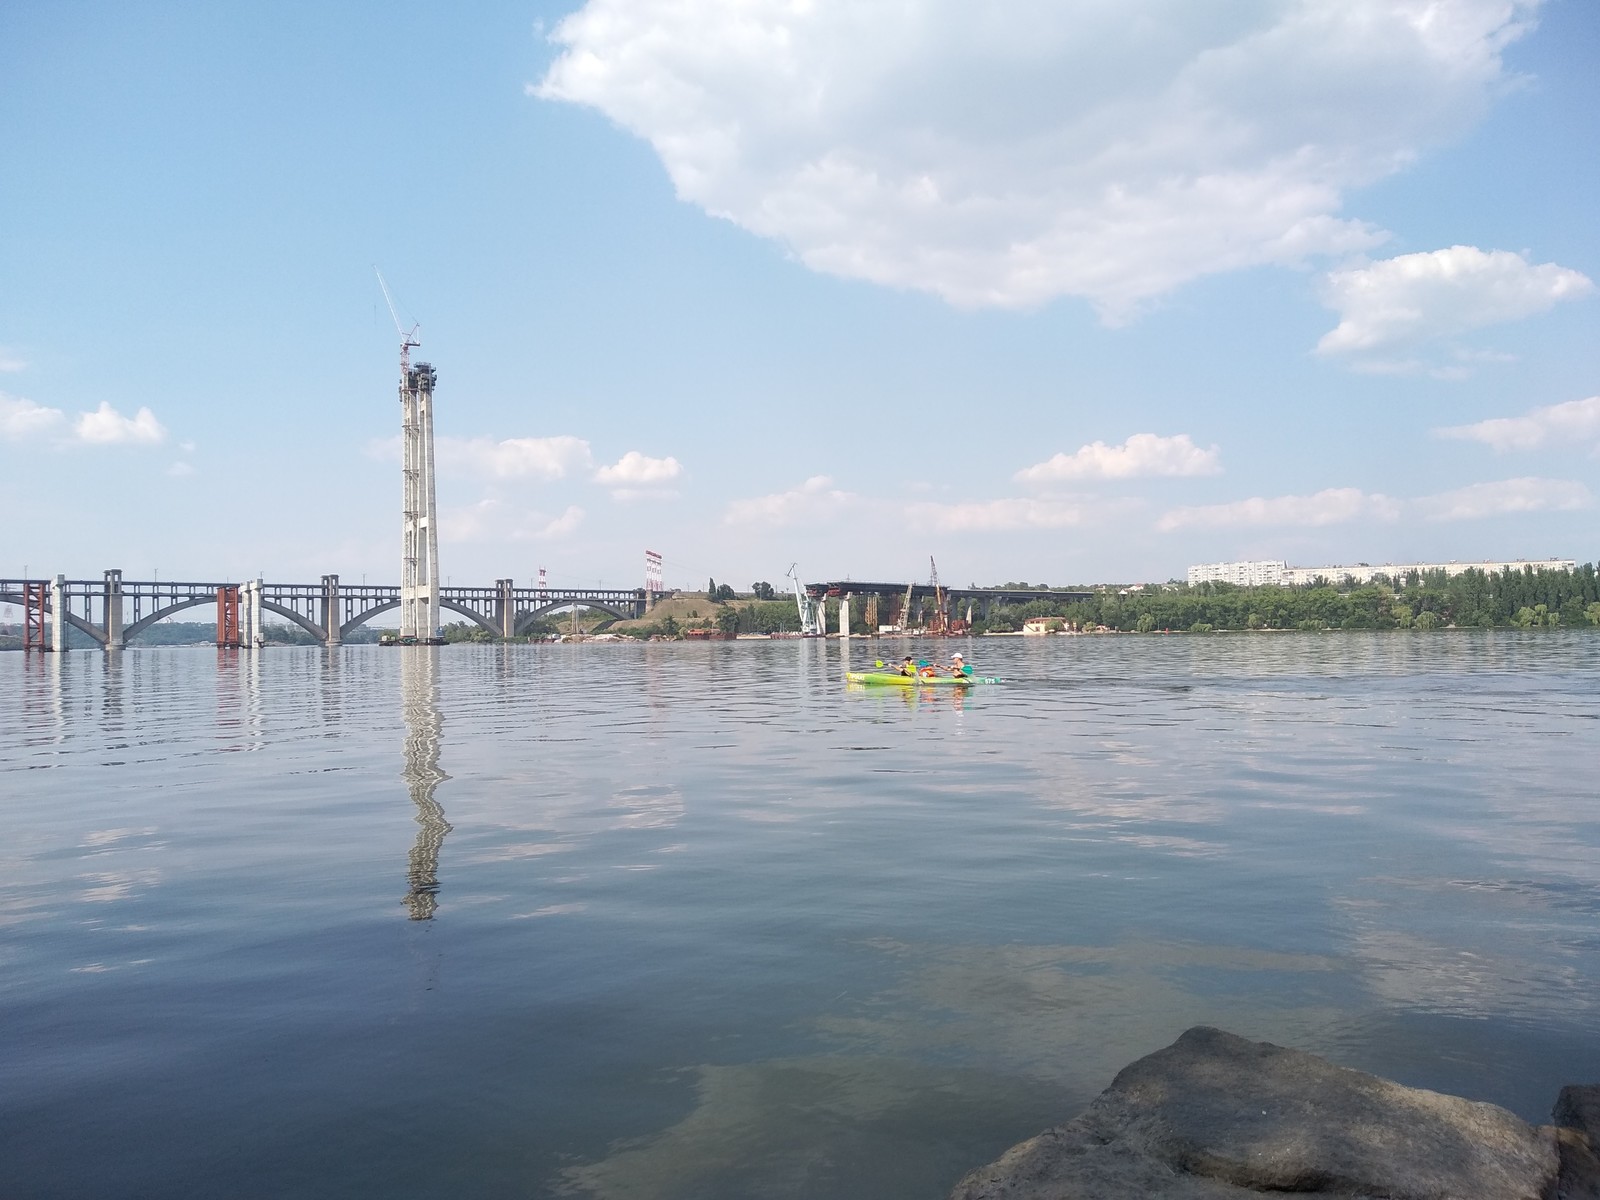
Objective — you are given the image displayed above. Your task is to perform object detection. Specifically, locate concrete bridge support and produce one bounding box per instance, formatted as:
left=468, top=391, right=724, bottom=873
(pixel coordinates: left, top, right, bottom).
left=839, top=593, right=852, bottom=638
left=495, top=578, right=515, bottom=638
left=50, top=575, right=66, bottom=652
left=238, top=579, right=264, bottom=649
left=104, top=570, right=124, bottom=650
left=322, top=575, right=341, bottom=647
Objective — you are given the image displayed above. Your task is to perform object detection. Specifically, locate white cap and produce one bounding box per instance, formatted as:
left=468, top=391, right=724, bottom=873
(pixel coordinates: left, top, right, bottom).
left=951, top=652, right=964, bottom=659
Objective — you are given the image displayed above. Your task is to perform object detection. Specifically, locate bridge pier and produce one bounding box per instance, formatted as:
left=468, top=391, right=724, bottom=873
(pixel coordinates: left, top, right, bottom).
left=322, top=575, right=341, bottom=647
left=104, top=570, right=125, bottom=649
left=839, top=592, right=852, bottom=638
left=50, top=575, right=66, bottom=652
left=495, top=578, right=515, bottom=638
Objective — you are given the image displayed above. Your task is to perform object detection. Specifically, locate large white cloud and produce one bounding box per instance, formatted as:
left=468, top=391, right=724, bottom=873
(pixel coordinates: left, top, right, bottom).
left=724, top=475, right=856, bottom=526
left=1158, top=476, right=1591, bottom=529
left=436, top=434, right=593, bottom=480
left=74, top=402, right=166, bottom=445
left=0, top=392, right=65, bottom=439
left=906, top=496, right=1086, bottom=532
left=1435, top=395, right=1600, bottom=452
left=1017, top=433, right=1219, bottom=485
left=594, top=450, right=684, bottom=487
left=441, top=499, right=586, bottom=542
left=539, top=0, right=1539, bottom=316
left=1412, top=476, right=1591, bottom=521
left=1157, top=487, right=1399, bottom=531
left=1316, top=246, right=1593, bottom=357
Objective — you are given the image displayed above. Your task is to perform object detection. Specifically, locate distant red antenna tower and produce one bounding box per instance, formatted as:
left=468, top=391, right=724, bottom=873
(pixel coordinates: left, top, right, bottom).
left=645, top=550, right=663, bottom=592
left=537, top=566, right=548, bottom=601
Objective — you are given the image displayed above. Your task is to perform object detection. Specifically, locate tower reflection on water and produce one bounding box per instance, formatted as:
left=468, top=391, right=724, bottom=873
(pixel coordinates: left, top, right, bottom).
left=400, top=647, right=452, bottom=920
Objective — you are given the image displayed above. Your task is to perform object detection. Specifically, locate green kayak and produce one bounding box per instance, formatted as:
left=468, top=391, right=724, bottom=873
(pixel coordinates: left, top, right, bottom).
left=846, top=671, right=1000, bottom=687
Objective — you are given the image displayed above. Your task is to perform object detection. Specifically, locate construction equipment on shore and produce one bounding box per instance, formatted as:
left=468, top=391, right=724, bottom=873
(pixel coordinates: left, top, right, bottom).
left=787, top=564, right=825, bottom=637
left=926, top=556, right=948, bottom=636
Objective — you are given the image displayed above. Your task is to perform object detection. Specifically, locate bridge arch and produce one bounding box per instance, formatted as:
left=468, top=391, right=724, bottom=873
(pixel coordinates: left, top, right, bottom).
left=258, top=601, right=325, bottom=643
left=519, top=599, right=630, bottom=631
left=124, top=595, right=223, bottom=642
left=115, top=595, right=326, bottom=644
left=0, top=591, right=107, bottom=645
left=339, top=598, right=500, bottom=639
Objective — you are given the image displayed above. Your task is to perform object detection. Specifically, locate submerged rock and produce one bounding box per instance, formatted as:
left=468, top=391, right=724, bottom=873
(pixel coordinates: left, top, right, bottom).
left=950, top=1026, right=1598, bottom=1200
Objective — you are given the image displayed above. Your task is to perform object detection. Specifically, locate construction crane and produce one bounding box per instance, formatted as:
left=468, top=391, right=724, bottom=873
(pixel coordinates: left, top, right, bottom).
left=927, top=555, right=947, bottom=635
left=376, top=267, right=421, bottom=373
left=787, top=564, right=825, bottom=637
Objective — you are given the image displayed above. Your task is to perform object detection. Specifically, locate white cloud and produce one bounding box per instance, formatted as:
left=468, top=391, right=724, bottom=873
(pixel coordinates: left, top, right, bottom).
left=0, top=392, right=65, bottom=439
left=436, top=435, right=594, bottom=480
left=1159, top=475, right=1593, bottom=530
left=441, top=499, right=586, bottom=542
left=724, top=475, right=856, bottom=527
left=1017, top=433, right=1220, bottom=485
left=0, top=349, right=27, bottom=373
left=1316, top=246, right=1593, bottom=356
left=73, top=402, right=166, bottom=445
left=1435, top=395, right=1600, bottom=452
left=1412, top=477, right=1591, bottom=522
left=905, top=496, right=1086, bottom=532
left=529, top=505, right=586, bottom=539
left=539, top=0, right=1538, bottom=317
left=594, top=450, right=683, bottom=487
left=1157, top=487, right=1399, bottom=532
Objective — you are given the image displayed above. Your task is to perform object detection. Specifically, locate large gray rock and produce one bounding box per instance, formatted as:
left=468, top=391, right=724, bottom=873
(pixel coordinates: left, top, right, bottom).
left=950, top=1026, right=1565, bottom=1200
left=1554, top=1085, right=1600, bottom=1199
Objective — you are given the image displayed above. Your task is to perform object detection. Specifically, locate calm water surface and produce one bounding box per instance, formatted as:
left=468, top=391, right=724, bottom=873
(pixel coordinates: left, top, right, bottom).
left=3, top=634, right=1598, bottom=1198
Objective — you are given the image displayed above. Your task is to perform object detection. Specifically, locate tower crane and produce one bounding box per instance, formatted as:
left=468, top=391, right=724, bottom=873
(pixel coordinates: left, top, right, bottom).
left=376, top=267, right=421, bottom=373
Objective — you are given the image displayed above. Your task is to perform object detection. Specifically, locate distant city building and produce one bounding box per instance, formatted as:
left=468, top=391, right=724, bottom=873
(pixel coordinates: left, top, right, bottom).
left=1189, top=558, right=1576, bottom=588
left=1187, top=560, right=1286, bottom=586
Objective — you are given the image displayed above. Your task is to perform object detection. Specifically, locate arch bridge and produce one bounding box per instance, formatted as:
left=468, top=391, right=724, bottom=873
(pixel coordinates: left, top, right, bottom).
left=0, top=572, right=664, bottom=650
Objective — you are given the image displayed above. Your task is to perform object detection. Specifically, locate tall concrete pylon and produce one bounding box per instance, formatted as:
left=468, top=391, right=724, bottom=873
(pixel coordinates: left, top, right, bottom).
left=399, top=358, right=441, bottom=641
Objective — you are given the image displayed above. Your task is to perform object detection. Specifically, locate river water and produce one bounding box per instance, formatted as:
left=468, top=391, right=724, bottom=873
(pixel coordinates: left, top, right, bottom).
left=3, top=633, right=1598, bottom=1198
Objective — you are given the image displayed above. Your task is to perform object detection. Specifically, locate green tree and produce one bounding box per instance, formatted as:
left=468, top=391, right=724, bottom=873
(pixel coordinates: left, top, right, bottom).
left=715, top=607, right=739, bottom=636
left=751, top=581, right=776, bottom=600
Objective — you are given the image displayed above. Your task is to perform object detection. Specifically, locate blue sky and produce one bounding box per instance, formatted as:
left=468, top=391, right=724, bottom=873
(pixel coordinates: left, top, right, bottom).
left=3, top=0, right=1596, bottom=592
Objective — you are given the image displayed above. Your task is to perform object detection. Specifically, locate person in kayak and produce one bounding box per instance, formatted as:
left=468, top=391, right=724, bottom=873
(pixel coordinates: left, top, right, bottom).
left=898, top=655, right=917, bottom=677
left=948, top=652, right=971, bottom=678
left=917, top=659, right=938, bottom=678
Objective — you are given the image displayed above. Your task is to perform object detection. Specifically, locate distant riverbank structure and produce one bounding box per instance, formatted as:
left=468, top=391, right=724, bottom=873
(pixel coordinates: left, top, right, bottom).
left=1188, top=558, right=1578, bottom=587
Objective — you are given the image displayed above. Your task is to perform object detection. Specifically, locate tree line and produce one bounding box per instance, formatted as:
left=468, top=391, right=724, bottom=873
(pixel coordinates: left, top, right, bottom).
left=977, top=564, right=1600, bottom=633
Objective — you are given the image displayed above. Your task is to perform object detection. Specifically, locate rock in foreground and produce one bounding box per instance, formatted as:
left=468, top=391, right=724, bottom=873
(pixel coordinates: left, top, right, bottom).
left=951, top=1026, right=1600, bottom=1200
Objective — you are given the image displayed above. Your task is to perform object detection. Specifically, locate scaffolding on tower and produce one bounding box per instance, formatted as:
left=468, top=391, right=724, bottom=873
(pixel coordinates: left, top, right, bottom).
left=379, top=270, right=442, bottom=645
left=23, top=582, right=47, bottom=652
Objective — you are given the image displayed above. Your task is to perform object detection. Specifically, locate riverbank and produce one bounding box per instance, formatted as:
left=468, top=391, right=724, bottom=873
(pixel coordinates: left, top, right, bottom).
left=951, top=1027, right=1600, bottom=1200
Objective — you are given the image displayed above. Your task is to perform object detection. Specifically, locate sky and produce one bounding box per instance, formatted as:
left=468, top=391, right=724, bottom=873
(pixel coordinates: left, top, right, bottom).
left=2, top=0, right=1596, bottom=592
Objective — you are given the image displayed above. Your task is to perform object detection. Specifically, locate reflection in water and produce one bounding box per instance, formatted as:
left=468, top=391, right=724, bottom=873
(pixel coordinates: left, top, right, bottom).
left=400, top=648, right=452, bottom=920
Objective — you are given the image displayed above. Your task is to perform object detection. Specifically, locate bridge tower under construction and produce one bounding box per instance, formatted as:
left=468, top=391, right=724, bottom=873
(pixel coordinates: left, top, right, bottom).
left=399, top=355, right=441, bottom=641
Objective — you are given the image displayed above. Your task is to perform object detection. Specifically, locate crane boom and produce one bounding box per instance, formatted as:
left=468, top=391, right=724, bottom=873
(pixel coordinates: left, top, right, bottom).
left=787, top=564, right=824, bottom=637
left=375, top=267, right=422, bottom=372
